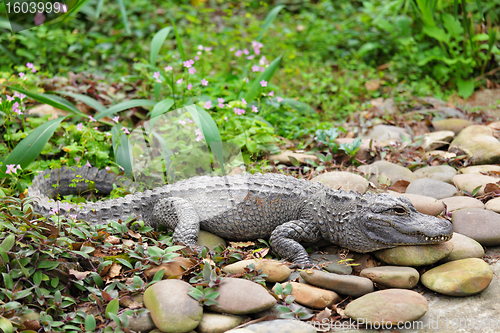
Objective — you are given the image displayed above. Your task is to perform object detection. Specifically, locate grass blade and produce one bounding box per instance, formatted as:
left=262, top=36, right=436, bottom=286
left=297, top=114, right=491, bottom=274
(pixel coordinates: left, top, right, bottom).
left=5, top=85, right=84, bottom=116
left=95, top=0, right=105, bottom=18
left=257, top=5, right=285, bottom=42
left=117, top=0, right=131, bottom=35
left=95, top=99, right=157, bottom=120
left=55, top=91, right=107, bottom=113
left=171, top=20, right=185, bottom=62
left=150, top=27, right=173, bottom=66
left=244, top=55, right=282, bottom=103
left=148, top=98, right=175, bottom=118
left=112, top=127, right=133, bottom=174
left=1, top=116, right=66, bottom=175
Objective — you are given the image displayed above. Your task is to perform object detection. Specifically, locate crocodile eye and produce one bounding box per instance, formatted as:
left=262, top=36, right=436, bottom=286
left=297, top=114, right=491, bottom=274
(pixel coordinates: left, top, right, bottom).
left=392, top=207, right=407, bottom=214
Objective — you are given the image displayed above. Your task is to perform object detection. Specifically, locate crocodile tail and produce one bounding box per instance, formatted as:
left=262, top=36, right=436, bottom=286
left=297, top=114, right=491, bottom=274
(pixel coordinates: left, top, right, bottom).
left=28, top=166, right=141, bottom=223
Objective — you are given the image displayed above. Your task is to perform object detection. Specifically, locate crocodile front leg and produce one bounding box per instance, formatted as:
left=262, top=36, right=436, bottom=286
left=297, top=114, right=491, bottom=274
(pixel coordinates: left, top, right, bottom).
left=269, top=219, right=322, bottom=267
left=153, top=197, right=200, bottom=247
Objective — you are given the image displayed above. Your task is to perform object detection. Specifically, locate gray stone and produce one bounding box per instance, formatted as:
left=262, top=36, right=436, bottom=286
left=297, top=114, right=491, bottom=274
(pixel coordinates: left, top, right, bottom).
left=424, top=150, right=457, bottom=159
left=198, top=230, right=226, bottom=250
left=452, top=208, right=500, bottom=246
left=269, top=151, right=319, bottom=166
left=196, top=313, right=244, bottom=333
left=390, top=193, right=444, bottom=216
left=441, top=233, right=485, bottom=262
left=143, top=279, right=203, bottom=333
left=413, top=165, right=457, bottom=183
left=485, top=197, right=500, bottom=213
left=208, top=278, right=277, bottom=315
left=311, top=171, right=369, bottom=194
left=242, top=319, right=317, bottom=333
left=405, top=178, right=458, bottom=199
left=459, top=165, right=500, bottom=175
left=374, top=242, right=453, bottom=267
left=416, top=131, right=455, bottom=150
left=421, top=258, right=493, bottom=296
left=363, top=125, right=411, bottom=145
left=222, top=259, right=291, bottom=283
left=127, top=310, right=156, bottom=333
left=310, top=253, right=353, bottom=275
left=345, top=289, right=428, bottom=325
left=448, top=125, right=500, bottom=165
left=432, top=119, right=473, bottom=134
left=441, top=196, right=485, bottom=212
left=452, top=174, right=499, bottom=196
left=300, top=270, right=374, bottom=297
left=360, top=266, right=420, bottom=289
left=358, top=161, right=416, bottom=186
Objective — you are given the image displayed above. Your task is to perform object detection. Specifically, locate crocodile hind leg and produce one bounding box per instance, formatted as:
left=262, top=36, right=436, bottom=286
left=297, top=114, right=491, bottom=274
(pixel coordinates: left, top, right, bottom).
left=269, top=219, right=322, bottom=267
left=153, top=197, right=200, bottom=248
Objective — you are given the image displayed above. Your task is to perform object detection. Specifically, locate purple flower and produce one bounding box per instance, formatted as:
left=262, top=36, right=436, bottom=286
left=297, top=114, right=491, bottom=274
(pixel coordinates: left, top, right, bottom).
left=252, top=105, right=259, bottom=113
left=119, top=165, right=124, bottom=171
left=14, top=91, right=26, bottom=100
left=6, top=95, right=14, bottom=102
left=153, top=71, right=161, bottom=83
left=269, top=91, right=274, bottom=96
left=205, top=47, right=212, bottom=52
left=105, top=166, right=110, bottom=171
left=198, top=45, right=204, bottom=50
left=201, top=79, right=208, bottom=86
left=253, top=48, right=261, bottom=55
left=188, top=67, right=196, bottom=75
left=259, top=56, right=268, bottom=66
left=235, top=50, right=243, bottom=57
left=5, top=164, right=16, bottom=174
left=26, top=62, right=34, bottom=69
left=178, top=120, right=187, bottom=125
left=251, top=65, right=260, bottom=72
left=243, top=49, right=249, bottom=55
left=245, top=78, right=249, bottom=83
left=176, top=78, right=183, bottom=84
left=242, top=98, right=247, bottom=105
left=233, top=108, right=245, bottom=115
left=34, top=12, right=45, bottom=25
left=86, top=160, right=92, bottom=168
left=277, top=97, right=283, bottom=102
left=165, top=66, right=173, bottom=71
left=195, top=55, right=200, bottom=61
left=195, top=129, right=204, bottom=142
left=74, top=156, right=81, bottom=164
left=204, top=100, right=212, bottom=109
left=186, top=118, right=193, bottom=123
left=224, top=116, right=228, bottom=122
left=93, top=127, right=98, bottom=130
left=183, top=59, right=195, bottom=68
left=76, top=123, right=84, bottom=131
left=105, top=132, right=112, bottom=137
left=89, top=115, right=96, bottom=122
left=218, top=98, right=224, bottom=103
left=122, top=127, right=130, bottom=134
left=19, top=73, right=25, bottom=79
left=187, top=83, right=192, bottom=90
left=260, top=80, right=268, bottom=87
left=49, top=207, right=59, bottom=215
left=230, top=47, right=235, bottom=52
left=252, top=41, right=263, bottom=49
left=247, top=55, right=255, bottom=60
left=113, top=116, right=119, bottom=123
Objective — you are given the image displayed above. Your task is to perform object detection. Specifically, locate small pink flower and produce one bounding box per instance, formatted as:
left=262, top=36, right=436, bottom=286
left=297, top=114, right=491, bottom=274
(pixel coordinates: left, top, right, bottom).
left=105, top=166, right=110, bottom=171
left=205, top=47, right=212, bottom=52
left=224, top=116, right=228, bottom=122
left=179, top=120, right=187, bottom=125
left=230, top=47, right=235, bottom=52
left=86, top=160, right=92, bottom=168
left=76, top=123, right=84, bottom=131
left=243, top=49, right=249, bottom=55
left=187, top=83, right=192, bottom=90
left=14, top=92, right=26, bottom=100
left=188, top=67, right=196, bottom=75
left=260, top=80, right=267, bottom=87
left=105, top=132, right=112, bottom=137
left=277, top=97, right=283, bottom=102
left=233, top=108, right=245, bottom=115
left=176, top=78, right=183, bottom=84
left=113, top=116, right=119, bottom=123
left=251, top=65, right=260, bottom=72
left=89, top=115, right=96, bottom=122
left=218, top=98, right=224, bottom=103
left=5, top=164, right=16, bottom=174
left=165, top=66, right=173, bottom=71
left=245, top=78, right=249, bottom=83
left=195, top=55, right=200, bottom=61
left=119, top=165, right=124, bottom=170
left=186, top=118, right=193, bottom=123
left=6, top=95, right=14, bottom=102
left=269, top=91, right=274, bottom=96
left=153, top=71, right=161, bottom=81
left=49, top=207, right=59, bottom=215
left=195, top=129, right=204, bottom=142
left=19, top=73, right=25, bottom=78
left=74, top=157, right=81, bottom=164
left=247, top=55, right=255, bottom=60
left=235, top=50, right=243, bottom=57
left=252, top=41, right=263, bottom=49
left=242, top=98, right=247, bottom=105
left=198, top=45, right=204, bottom=50
left=259, top=56, right=268, bottom=66
left=93, top=127, right=98, bottom=130
left=26, top=62, right=34, bottom=69
left=204, top=100, right=212, bottom=109
left=122, top=127, right=130, bottom=134
left=252, top=105, right=259, bottom=113
left=253, top=48, right=260, bottom=55
left=201, top=79, right=208, bottom=86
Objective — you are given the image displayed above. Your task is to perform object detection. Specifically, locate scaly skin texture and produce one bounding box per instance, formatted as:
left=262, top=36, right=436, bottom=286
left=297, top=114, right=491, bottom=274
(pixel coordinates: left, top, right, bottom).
left=28, top=166, right=454, bottom=266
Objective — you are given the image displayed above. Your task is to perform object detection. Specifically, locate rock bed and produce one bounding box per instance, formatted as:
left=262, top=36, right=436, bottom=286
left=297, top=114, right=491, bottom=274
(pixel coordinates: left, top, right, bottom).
left=131, top=118, right=499, bottom=333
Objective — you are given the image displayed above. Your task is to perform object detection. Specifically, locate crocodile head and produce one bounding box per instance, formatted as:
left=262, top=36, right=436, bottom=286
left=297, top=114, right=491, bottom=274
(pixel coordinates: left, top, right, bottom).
left=330, top=193, right=453, bottom=253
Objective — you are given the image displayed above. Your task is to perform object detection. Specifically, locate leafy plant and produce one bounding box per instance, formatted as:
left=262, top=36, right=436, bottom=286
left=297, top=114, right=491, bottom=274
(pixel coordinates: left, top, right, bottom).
left=273, top=283, right=312, bottom=320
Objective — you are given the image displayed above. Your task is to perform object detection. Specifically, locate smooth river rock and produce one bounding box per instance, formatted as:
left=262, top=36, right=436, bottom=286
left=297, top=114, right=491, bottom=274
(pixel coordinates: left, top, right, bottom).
left=441, top=233, right=485, bottom=262
left=452, top=208, right=500, bottom=246
left=421, top=258, right=493, bottom=296
left=310, top=253, right=353, bottom=275
left=196, top=313, right=244, bottom=333
left=374, top=242, right=453, bottom=266
left=344, top=289, right=428, bottom=325
left=452, top=174, right=500, bottom=196
left=390, top=193, right=444, bottom=216
left=458, top=165, right=500, bottom=175
left=198, top=230, right=227, bottom=250
left=144, top=279, right=203, bottom=333
left=237, top=319, right=317, bottom=333
left=360, top=266, right=420, bottom=289
left=358, top=161, right=416, bottom=186
left=448, top=125, right=500, bottom=164
left=281, top=281, right=341, bottom=309
left=222, top=259, right=291, bottom=283
left=417, top=130, right=455, bottom=150
left=485, top=197, right=500, bottom=213
left=311, top=171, right=369, bottom=193
left=432, top=119, right=473, bottom=134
left=441, top=196, right=485, bottom=212
left=413, top=165, right=457, bottom=183
left=208, top=278, right=277, bottom=315
left=405, top=178, right=458, bottom=199
left=300, top=270, right=374, bottom=297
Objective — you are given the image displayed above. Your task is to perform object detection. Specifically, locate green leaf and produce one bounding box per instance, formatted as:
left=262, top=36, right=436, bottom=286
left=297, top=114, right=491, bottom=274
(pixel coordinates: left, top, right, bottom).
left=149, top=98, right=175, bottom=118
left=117, top=0, right=131, bottom=35
left=471, top=185, right=482, bottom=196
left=274, top=282, right=283, bottom=295
left=84, top=314, right=96, bottom=332
left=112, top=127, right=133, bottom=175
left=257, top=5, right=285, bottom=42
left=56, top=91, right=107, bottom=113
left=151, top=269, right=165, bottom=282
left=283, top=282, right=292, bottom=295
left=442, top=13, right=463, bottom=38
left=423, top=26, right=450, bottom=44
left=116, top=258, right=133, bottom=269
left=0, top=234, right=15, bottom=252
left=171, top=20, right=185, bottom=62
left=150, top=27, right=173, bottom=66
left=457, top=78, right=475, bottom=99
left=0, top=317, right=13, bottom=333
left=244, top=55, right=282, bottom=103
left=2, top=273, right=13, bottom=289
left=37, top=260, right=59, bottom=270
left=105, top=299, right=120, bottom=318
left=1, top=116, right=66, bottom=176
left=94, top=99, right=157, bottom=120
left=4, top=86, right=84, bottom=116
left=288, top=156, right=300, bottom=167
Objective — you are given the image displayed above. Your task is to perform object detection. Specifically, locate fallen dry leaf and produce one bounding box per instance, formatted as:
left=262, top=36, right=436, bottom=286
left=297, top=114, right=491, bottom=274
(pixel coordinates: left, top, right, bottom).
left=105, top=235, right=120, bottom=245
left=229, top=241, right=255, bottom=249
left=389, top=180, right=410, bottom=193
left=69, top=269, right=91, bottom=280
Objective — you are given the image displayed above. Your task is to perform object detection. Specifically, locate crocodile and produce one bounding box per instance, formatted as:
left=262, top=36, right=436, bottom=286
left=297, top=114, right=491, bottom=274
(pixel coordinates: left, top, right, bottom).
left=28, top=166, right=453, bottom=266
